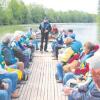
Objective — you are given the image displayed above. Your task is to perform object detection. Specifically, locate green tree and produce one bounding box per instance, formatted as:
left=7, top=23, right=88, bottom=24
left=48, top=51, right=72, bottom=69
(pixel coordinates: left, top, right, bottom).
left=0, top=7, right=4, bottom=25
left=6, top=0, right=30, bottom=24
left=29, top=5, right=45, bottom=23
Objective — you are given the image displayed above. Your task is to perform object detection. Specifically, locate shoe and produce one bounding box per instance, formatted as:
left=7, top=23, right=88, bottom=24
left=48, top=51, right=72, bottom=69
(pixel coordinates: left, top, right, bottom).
left=52, top=57, right=58, bottom=60
left=18, top=81, right=26, bottom=84
left=55, top=74, right=59, bottom=80
left=11, top=91, right=19, bottom=99
left=16, top=84, right=20, bottom=89
left=40, top=48, right=43, bottom=51
left=36, top=48, right=39, bottom=50
left=40, top=51, right=43, bottom=53
left=51, top=54, right=55, bottom=57
left=44, top=50, right=48, bottom=52
left=40, top=49, right=43, bottom=53
left=56, top=80, right=63, bottom=83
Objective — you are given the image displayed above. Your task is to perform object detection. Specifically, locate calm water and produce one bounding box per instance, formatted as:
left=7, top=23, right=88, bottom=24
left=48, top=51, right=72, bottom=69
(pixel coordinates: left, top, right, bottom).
left=55, top=23, right=99, bottom=44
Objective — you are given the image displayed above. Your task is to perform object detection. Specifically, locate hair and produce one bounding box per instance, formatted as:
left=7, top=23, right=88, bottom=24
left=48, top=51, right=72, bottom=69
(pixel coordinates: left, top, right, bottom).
left=84, top=42, right=95, bottom=51
left=44, top=17, right=48, bottom=20
left=64, top=37, right=74, bottom=45
left=91, top=68, right=100, bottom=88
left=30, top=28, right=32, bottom=31
left=68, top=29, right=73, bottom=33
left=2, top=33, right=12, bottom=44
left=92, top=69, right=100, bottom=76
left=89, top=55, right=100, bottom=69
left=88, top=51, right=100, bottom=88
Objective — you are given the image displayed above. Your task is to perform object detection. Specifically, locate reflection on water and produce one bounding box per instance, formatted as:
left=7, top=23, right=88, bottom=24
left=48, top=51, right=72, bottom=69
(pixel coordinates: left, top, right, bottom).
left=56, top=23, right=98, bottom=44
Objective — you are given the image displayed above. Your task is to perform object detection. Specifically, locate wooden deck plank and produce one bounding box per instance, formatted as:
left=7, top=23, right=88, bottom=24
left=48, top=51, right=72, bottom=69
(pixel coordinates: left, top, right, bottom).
left=30, top=61, right=42, bottom=100
left=14, top=51, right=68, bottom=100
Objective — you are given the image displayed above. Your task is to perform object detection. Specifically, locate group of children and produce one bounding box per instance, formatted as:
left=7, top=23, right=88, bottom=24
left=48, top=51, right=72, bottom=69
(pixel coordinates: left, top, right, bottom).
left=0, top=29, right=37, bottom=100
left=52, top=28, right=100, bottom=100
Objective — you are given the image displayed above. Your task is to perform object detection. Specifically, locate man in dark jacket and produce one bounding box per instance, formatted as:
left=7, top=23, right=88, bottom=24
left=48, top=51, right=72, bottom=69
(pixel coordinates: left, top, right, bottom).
left=39, top=18, right=51, bottom=52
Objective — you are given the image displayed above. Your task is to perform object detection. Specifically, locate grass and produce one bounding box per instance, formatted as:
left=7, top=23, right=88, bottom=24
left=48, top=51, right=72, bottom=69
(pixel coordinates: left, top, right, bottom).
left=0, top=24, right=38, bottom=37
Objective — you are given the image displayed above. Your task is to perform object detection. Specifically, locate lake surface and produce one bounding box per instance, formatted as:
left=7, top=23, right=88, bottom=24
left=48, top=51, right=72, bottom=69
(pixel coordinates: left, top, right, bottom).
left=55, top=23, right=99, bottom=44
left=0, top=23, right=99, bottom=44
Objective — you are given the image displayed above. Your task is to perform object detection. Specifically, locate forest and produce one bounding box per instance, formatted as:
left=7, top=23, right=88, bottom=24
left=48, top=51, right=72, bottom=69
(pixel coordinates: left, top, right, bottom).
left=0, top=0, right=96, bottom=25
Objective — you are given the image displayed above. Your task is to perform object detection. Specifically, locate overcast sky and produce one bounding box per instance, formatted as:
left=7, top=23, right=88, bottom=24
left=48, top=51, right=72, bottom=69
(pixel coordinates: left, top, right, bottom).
left=22, top=0, right=98, bottom=14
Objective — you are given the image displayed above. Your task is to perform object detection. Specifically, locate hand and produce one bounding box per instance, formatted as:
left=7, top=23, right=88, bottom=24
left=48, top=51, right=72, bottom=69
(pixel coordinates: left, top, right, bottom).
left=71, top=69, right=75, bottom=73
left=63, top=86, right=73, bottom=96
left=76, top=78, right=82, bottom=83
left=44, top=30, right=48, bottom=33
left=3, top=83, right=9, bottom=90
left=0, top=82, right=9, bottom=90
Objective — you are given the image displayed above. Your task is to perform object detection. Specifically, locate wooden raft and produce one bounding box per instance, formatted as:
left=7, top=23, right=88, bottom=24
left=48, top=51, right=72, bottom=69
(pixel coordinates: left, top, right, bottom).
left=14, top=51, right=67, bottom=100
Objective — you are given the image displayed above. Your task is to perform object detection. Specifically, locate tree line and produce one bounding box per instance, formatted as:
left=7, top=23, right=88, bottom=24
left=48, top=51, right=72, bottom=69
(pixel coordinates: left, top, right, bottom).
left=0, top=0, right=96, bottom=25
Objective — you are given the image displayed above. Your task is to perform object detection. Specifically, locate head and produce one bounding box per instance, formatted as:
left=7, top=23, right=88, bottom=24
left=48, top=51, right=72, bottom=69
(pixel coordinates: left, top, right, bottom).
left=30, top=32, right=36, bottom=39
left=13, top=31, right=24, bottom=42
left=67, top=29, right=73, bottom=35
left=60, top=29, right=67, bottom=35
left=52, top=24, right=56, bottom=27
left=29, top=28, right=32, bottom=32
left=63, top=29, right=67, bottom=33
left=13, top=31, right=25, bottom=42
left=84, top=42, right=94, bottom=54
left=92, top=68, right=100, bottom=89
left=43, top=17, right=48, bottom=23
left=87, top=53, right=100, bottom=89
left=64, top=37, right=74, bottom=45
left=2, top=33, right=12, bottom=45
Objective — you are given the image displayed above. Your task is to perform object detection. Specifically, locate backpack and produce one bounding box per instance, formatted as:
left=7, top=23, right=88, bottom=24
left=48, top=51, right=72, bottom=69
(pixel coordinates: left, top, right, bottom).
left=1, top=46, right=17, bottom=65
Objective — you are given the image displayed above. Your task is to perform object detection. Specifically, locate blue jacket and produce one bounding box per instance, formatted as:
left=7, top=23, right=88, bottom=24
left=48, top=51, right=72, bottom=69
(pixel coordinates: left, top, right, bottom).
left=1, top=43, right=17, bottom=65
left=69, top=82, right=100, bottom=100
left=56, top=33, right=67, bottom=45
left=68, top=33, right=76, bottom=39
left=70, top=40, right=82, bottom=53
left=80, top=51, right=95, bottom=63
left=39, top=22, right=51, bottom=33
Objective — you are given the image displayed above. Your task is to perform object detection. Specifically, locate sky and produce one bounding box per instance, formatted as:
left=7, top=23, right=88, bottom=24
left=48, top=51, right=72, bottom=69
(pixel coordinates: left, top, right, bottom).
left=22, top=0, right=98, bottom=14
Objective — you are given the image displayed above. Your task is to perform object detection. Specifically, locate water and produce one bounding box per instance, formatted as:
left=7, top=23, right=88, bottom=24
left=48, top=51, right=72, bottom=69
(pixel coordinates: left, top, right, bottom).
left=55, top=23, right=98, bottom=44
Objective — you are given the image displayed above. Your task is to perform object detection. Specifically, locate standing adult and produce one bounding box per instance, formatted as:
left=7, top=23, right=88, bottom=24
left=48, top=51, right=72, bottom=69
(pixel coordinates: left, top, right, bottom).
left=39, top=18, right=51, bottom=52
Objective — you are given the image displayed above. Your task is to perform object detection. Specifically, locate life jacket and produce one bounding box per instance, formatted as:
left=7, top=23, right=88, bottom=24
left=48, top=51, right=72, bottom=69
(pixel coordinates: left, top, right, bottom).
left=51, top=27, right=58, bottom=34
left=75, top=51, right=95, bottom=75
left=0, top=55, right=23, bottom=80
left=40, top=22, right=51, bottom=33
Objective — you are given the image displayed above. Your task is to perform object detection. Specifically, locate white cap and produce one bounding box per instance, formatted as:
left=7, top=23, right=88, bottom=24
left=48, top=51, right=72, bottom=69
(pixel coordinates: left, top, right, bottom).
left=2, top=33, right=12, bottom=43
left=86, top=49, right=100, bottom=69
